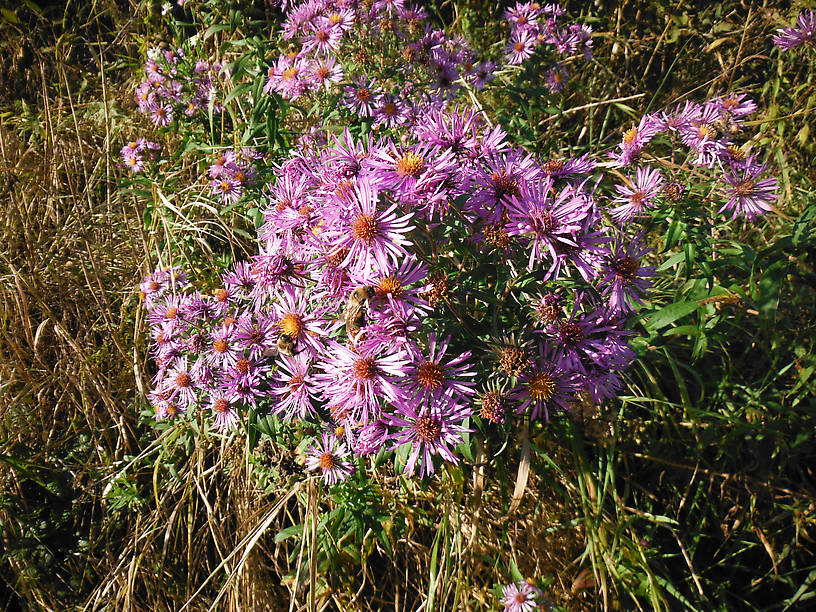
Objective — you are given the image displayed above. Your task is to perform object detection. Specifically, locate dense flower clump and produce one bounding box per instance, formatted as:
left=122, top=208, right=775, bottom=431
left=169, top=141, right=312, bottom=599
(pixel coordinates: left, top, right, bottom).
left=611, top=94, right=778, bottom=221
left=134, top=46, right=227, bottom=126
left=133, top=2, right=779, bottom=486
left=140, top=102, right=658, bottom=481
left=503, top=1, right=593, bottom=92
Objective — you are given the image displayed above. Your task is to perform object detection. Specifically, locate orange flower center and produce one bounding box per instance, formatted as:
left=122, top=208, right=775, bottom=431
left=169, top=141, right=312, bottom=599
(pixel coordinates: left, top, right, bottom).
left=351, top=214, right=378, bottom=243
left=623, top=127, right=639, bottom=145
left=175, top=373, right=191, bottom=388
left=395, top=151, right=424, bottom=178
left=734, top=179, right=755, bottom=197
left=528, top=372, right=555, bottom=402
left=415, top=416, right=442, bottom=441
left=279, top=313, right=304, bottom=338
left=376, top=275, right=403, bottom=297
left=416, top=362, right=445, bottom=390
left=319, top=452, right=335, bottom=469
left=353, top=357, right=377, bottom=380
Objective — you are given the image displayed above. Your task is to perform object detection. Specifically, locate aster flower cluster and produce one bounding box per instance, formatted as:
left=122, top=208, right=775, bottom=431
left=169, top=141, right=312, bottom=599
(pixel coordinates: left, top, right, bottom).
left=773, top=9, right=816, bottom=51
left=134, top=46, right=226, bottom=127
left=208, top=147, right=263, bottom=206
left=141, top=100, right=659, bottom=484
left=120, top=138, right=161, bottom=174
left=610, top=93, right=778, bottom=221
left=503, top=2, right=593, bottom=93
left=263, top=0, right=498, bottom=120
left=140, top=264, right=279, bottom=432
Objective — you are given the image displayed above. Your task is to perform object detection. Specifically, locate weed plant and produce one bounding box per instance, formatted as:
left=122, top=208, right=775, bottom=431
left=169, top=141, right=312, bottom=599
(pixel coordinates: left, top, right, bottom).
left=1, top=1, right=814, bottom=611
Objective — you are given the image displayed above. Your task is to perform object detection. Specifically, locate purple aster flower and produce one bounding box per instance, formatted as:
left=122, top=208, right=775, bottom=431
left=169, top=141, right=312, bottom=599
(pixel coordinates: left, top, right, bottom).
left=222, top=368, right=264, bottom=409
left=386, top=398, right=473, bottom=479
left=212, top=176, right=242, bottom=206
left=501, top=579, right=544, bottom=611
left=610, top=166, right=665, bottom=222
left=222, top=260, right=256, bottom=297
left=208, top=325, right=240, bottom=368
left=373, top=94, right=409, bottom=128
left=328, top=177, right=415, bottom=276
left=165, top=356, right=198, bottom=408
left=150, top=103, right=173, bottom=127
left=468, top=149, right=539, bottom=224
left=506, top=29, right=537, bottom=65
left=343, top=75, right=380, bottom=118
left=401, top=334, right=476, bottom=405
left=316, top=338, right=409, bottom=427
left=209, top=150, right=237, bottom=179
left=540, top=154, right=596, bottom=180
left=354, top=256, right=428, bottom=307
left=679, top=102, right=730, bottom=167
left=505, top=3, right=540, bottom=30
left=209, top=393, right=240, bottom=432
left=512, top=345, right=580, bottom=421
left=598, top=233, right=655, bottom=315
left=582, top=369, right=623, bottom=405
left=147, top=294, right=183, bottom=327
left=544, top=63, right=568, bottom=93
left=234, top=314, right=277, bottom=359
left=272, top=352, right=318, bottom=421
left=714, top=93, right=757, bottom=120
left=470, top=61, right=497, bottom=89
left=719, top=158, right=778, bottom=221
left=122, top=152, right=145, bottom=174
left=305, top=432, right=355, bottom=485
left=155, top=399, right=186, bottom=421
left=249, top=250, right=299, bottom=303
left=309, top=55, right=344, bottom=91
left=773, top=10, right=816, bottom=50
left=658, top=100, right=701, bottom=133
left=611, top=114, right=663, bottom=167
left=302, top=19, right=343, bottom=56
left=505, top=177, right=590, bottom=272
left=273, top=285, right=328, bottom=356
left=352, top=420, right=388, bottom=456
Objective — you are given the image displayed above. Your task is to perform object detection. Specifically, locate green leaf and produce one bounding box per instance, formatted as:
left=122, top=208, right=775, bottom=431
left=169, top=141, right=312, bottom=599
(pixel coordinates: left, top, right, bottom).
left=274, top=524, right=304, bottom=543
left=644, top=301, right=700, bottom=331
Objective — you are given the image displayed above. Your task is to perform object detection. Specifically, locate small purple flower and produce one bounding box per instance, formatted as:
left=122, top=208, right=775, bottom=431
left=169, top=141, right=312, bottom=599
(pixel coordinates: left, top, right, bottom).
left=328, top=177, right=415, bottom=276
left=353, top=420, right=388, bottom=456
left=611, top=114, right=662, bottom=167
left=165, top=356, right=197, bottom=408
left=402, top=334, right=476, bottom=405
left=500, top=579, right=545, bottom=612
left=386, top=398, right=473, bottom=479
left=305, top=432, right=355, bottom=485
left=272, top=352, right=318, bottom=422
left=513, top=346, right=579, bottom=421
left=598, top=233, right=655, bottom=315
left=150, top=103, right=173, bottom=127
left=773, top=10, right=816, bottom=50
left=719, top=158, right=778, bottom=221
left=343, top=75, right=380, bottom=118
left=544, top=63, right=568, bottom=93
left=209, top=393, right=240, bottom=432
left=506, top=29, right=537, bottom=65
left=610, top=166, right=665, bottom=222
left=212, top=177, right=242, bottom=206
left=505, top=177, right=590, bottom=272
